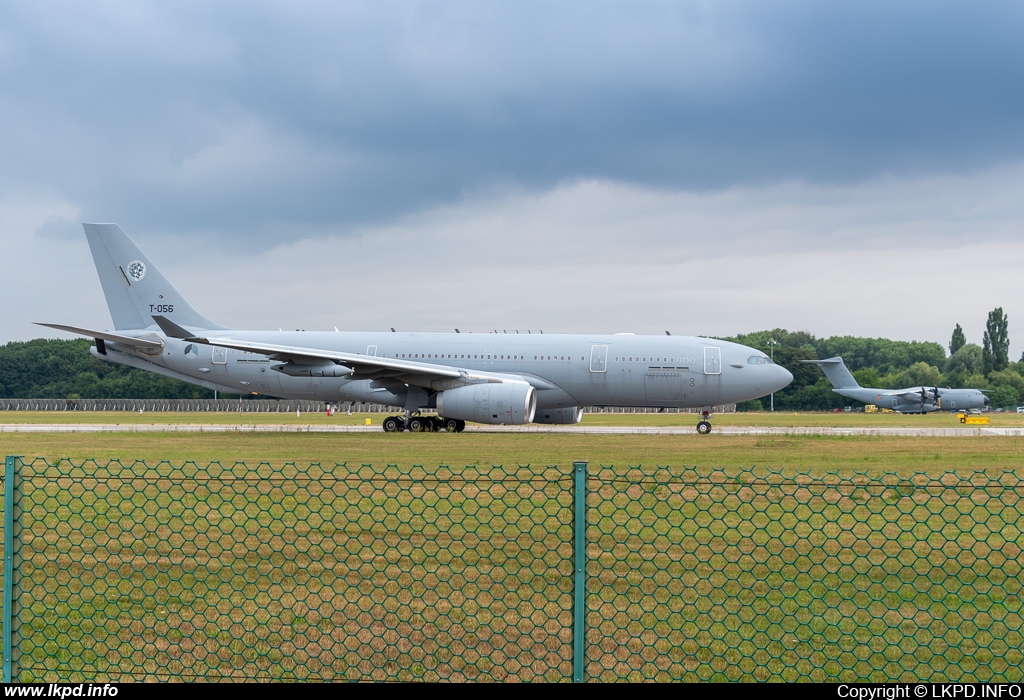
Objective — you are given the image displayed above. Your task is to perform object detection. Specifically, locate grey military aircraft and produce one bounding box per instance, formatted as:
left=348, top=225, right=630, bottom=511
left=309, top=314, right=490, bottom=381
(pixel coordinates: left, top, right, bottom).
left=39, top=224, right=793, bottom=433
left=802, top=357, right=989, bottom=413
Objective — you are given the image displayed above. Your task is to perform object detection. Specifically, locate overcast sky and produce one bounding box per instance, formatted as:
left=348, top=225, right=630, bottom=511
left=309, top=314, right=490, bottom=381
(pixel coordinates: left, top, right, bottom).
left=3, top=1, right=1024, bottom=359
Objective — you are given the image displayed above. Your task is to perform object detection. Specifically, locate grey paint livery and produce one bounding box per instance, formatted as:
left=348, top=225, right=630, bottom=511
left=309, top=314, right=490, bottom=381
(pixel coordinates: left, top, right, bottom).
left=802, top=357, right=989, bottom=413
left=40, top=224, right=793, bottom=431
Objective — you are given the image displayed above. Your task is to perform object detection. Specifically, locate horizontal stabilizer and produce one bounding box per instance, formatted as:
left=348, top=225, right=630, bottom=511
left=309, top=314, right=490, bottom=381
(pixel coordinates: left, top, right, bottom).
left=35, top=323, right=164, bottom=350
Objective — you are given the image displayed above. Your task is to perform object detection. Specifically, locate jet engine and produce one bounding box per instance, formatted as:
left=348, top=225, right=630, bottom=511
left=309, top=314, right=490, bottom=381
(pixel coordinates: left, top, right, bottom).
left=534, top=406, right=583, bottom=424
left=437, top=382, right=537, bottom=425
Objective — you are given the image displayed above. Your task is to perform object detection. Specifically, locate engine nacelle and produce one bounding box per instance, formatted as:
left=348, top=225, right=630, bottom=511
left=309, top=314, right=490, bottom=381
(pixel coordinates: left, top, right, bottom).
left=534, top=406, right=583, bottom=424
left=437, top=382, right=537, bottom=425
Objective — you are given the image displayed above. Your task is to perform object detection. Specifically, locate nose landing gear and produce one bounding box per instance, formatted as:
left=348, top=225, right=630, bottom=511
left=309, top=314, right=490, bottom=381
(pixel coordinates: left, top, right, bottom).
left=696, top=407, right=713, bottom=435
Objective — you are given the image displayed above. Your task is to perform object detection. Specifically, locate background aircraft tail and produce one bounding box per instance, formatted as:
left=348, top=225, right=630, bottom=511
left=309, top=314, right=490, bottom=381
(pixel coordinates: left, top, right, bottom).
left=801, top=357, right=859, bottom=389
left=84, top=223, right=226, bottom=331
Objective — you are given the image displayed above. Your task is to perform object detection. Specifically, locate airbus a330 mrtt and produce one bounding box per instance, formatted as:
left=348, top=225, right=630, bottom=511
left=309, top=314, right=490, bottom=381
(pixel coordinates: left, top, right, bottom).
left=40, top=224, right=793, bottom=433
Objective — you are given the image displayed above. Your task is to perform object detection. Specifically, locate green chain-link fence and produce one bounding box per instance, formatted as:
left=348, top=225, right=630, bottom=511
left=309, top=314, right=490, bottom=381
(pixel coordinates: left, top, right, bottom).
left=1, top=457, right=1022, bottom=682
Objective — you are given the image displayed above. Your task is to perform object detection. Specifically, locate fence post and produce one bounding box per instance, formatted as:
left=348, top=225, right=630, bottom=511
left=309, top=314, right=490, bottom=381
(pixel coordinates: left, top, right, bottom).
left=573, top=461, right=587, bottom=683
left=3, top=456, right=17, bottom=683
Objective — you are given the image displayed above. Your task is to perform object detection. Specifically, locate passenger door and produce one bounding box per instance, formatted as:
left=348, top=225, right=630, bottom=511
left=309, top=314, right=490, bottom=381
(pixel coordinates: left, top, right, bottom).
left=703, top=347, right=721, bottom=375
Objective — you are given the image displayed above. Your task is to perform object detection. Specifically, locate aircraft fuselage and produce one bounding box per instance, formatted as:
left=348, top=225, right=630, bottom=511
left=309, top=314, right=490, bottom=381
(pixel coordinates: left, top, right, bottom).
left=93, top=329, right=792, bottom=413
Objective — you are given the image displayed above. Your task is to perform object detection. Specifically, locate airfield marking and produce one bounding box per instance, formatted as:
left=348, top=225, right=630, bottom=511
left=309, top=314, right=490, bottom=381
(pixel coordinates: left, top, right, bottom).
left=2, top=424, right=1023, bottom=436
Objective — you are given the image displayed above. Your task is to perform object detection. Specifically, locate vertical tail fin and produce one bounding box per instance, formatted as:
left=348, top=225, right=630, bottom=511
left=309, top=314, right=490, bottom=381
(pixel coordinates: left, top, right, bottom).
left=800, top=357, right=860, bottom=389
left=84, top=223, right=226, bottom=331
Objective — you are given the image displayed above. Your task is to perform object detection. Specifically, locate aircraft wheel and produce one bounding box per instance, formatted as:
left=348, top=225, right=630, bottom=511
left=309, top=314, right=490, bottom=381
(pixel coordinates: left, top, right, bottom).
left=409, top=417, right=425, bottom=432
left=429, top=416, right=444, bottom=431
left=696, top=420, right=712, bottom=435
left=382, top=416, right=401, bottom=433
left=444, top=418, right=460, bottom=433
left=456, top=420, right=466, bottom=432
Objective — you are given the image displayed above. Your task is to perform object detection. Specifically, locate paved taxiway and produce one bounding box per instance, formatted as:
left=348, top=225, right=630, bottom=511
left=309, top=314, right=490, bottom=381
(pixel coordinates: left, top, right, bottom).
left=3, top=424, right=1024, bottom=436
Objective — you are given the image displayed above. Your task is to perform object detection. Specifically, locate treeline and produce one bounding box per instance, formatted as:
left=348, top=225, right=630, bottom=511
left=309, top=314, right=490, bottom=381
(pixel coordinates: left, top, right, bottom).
left=0, top=338, right=231, bottom=400
left=726, top=308, right=1024, bottom=410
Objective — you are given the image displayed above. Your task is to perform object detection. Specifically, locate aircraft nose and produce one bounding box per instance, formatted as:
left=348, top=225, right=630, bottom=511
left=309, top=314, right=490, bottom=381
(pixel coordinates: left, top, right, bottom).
left=984, top=395, right=991, bottom=406
left=775, top=364, right=793, bottom=392
left=770, top=364, right=790, bottom=390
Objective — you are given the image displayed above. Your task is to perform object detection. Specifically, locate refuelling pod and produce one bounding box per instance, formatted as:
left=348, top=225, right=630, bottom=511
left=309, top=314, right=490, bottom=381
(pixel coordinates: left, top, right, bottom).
left=437, top=382, right=537, bottom=425
left=534, top=406, right=583, bottom=424
left=272, top=362, right=352, bottom=378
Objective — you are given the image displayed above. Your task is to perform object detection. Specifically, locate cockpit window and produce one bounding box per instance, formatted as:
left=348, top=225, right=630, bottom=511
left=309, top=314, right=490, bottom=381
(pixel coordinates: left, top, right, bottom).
left=747, top=356, right=772, bottom=364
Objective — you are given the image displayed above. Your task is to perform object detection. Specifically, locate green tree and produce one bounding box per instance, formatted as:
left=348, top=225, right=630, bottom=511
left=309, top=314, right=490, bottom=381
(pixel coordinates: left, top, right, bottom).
left=945, top=344, right=983, bottom=377
left=988, top=385, right=1018, bottom=409
left=898, top=362, right=942, bottom=388
left=987, top=369, right=1024, bottom=405
left=982, top=307, right=1009, bottom=375
left=949, top=324, right=966, bottom=355
left=852, top=367, right=881, bottom=387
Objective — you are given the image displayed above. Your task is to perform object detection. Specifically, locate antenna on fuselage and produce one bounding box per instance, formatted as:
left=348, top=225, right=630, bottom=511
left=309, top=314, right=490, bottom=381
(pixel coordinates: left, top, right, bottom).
left=455, top=329, right=460, bottom=333
left=665, top=331, right=671, bottom=335
left=391, top=328, right=396, bottom=332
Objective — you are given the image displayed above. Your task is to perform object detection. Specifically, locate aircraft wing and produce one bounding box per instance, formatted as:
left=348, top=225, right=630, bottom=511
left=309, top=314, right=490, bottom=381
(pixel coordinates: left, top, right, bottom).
left=889, top=388, right=940, bottom=403
left=187, top=335, right=536, bottom=390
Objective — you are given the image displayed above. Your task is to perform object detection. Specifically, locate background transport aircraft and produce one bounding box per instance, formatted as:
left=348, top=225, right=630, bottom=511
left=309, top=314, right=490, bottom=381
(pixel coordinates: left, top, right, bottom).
left=40, top=224, right=793, bottom=433
left=802, top=357, right=989, bottom=414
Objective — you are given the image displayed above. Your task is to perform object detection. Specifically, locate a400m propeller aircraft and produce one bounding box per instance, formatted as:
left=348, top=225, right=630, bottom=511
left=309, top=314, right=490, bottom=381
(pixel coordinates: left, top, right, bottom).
left=40, top=224, right=793, bottom=433
left=802, top=357, right=989, bottom=414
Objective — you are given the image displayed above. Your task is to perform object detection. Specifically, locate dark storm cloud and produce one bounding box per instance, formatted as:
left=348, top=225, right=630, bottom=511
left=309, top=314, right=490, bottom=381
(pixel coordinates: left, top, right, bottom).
left=2, top=1, right=1024, bottom=241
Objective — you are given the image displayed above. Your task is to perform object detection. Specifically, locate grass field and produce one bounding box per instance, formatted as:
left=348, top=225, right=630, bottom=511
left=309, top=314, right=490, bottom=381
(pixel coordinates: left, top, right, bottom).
left=3, top=411, right=1023, bottom=681
left=2, top=411, right=1024, bottom=474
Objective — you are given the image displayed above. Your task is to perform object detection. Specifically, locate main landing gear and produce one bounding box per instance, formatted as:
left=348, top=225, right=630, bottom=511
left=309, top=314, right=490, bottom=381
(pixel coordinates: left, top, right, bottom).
left=696, top=407, right=713, bottom=435
left=382, top=415, right=466, bottom=433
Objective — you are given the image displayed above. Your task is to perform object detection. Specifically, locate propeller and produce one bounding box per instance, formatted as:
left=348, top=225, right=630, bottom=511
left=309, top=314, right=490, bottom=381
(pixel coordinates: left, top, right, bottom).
left=918, top=387, right=941, bottom=410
